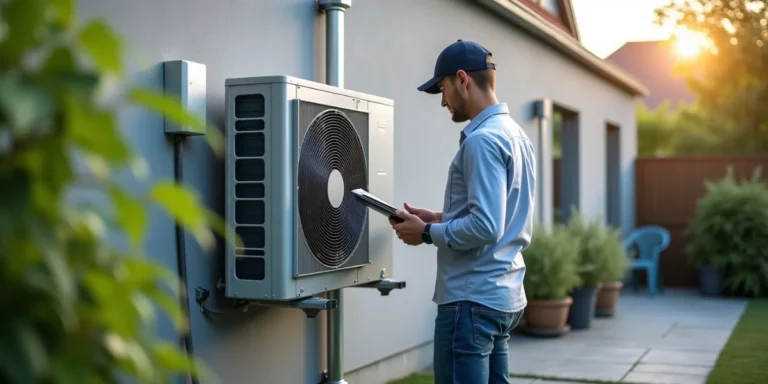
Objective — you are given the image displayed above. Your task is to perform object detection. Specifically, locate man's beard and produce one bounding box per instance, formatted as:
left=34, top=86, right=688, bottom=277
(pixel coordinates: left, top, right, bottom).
left=450, top=100, right=470, bottom=123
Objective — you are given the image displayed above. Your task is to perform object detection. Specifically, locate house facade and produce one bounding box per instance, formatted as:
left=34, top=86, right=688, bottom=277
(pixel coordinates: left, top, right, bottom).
left=79, top=0, right=646, bottom=383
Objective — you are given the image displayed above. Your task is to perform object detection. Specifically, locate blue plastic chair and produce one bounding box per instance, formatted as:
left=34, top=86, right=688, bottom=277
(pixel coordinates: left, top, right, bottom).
left=622, top=225, right=671, bottom=296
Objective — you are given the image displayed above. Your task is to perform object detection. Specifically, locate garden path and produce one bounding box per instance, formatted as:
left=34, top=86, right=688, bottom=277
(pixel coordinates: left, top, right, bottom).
left=507, top=288, right=747, bottom=383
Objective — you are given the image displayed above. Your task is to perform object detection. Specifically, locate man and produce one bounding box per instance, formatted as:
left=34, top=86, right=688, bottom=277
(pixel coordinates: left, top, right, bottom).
left=391, top=40, right=537, bottom=384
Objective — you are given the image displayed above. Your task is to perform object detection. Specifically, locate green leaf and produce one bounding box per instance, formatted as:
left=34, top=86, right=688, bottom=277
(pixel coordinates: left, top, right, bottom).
left=0, top=74, right=54, bottom=136
left=204, top=126, right=226, bottom=159
left=50, top=355, right=97, bottom=384
left=103, top=333, right=153, bottom=381
left=84, top=270, right=141, bottom=337
left=42, top=244, right=76, bottom=309
left=0, top=320, right=49, bottom=384
left=77, top=19, right=123, bottom=75
left=82, top=153, right=109, bottom=180
left=39, top=136, right=74, bottom=203
left=127, top=88, right=205, bottom=132
left=149, top=182, right=215, bottom=251
left=0, top=169, right=31, bottom=242
left=108, top=186, right=147, bottom=247
left=145, top=287, right=185, bottom=332
left=121, top=257, right=178, bottom=293
left=128, top=87, right=224, bottom=157
left=149, top=182, right=205, bottom=227
left=153, top=343, right=218, bottom=384
left=152, top=343, right=191, bottom=373
left=203, top=207, right=241, bottom=249
left=40, top=46, right=77, bottom=80
left=65, top=97, right=131, bottom=164
left=0, top=0, right=46, bottom=65
left=50, top=0, right=75, bottom=29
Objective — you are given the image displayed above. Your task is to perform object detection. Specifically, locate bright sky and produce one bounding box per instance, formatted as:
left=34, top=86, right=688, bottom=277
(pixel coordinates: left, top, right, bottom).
left=571, top=0, right=675, bottom=58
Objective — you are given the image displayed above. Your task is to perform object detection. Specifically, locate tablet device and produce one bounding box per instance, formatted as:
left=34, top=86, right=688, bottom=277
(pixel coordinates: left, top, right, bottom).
left=351, top=188, right=404, bottom=223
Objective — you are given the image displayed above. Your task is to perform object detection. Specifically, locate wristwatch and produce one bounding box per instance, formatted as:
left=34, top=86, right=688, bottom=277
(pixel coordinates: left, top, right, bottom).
left=422, top=223, right=433, bottom=244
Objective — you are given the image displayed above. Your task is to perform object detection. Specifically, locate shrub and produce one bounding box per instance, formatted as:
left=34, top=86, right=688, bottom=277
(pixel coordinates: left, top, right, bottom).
left=0, top=0, right=227, bottom=382
left=563, top=209, right=615, bottom=288
left=686, top=167, right=768, bottom=297
left=596, top=225, right=629, bottom=283
left=522, top=224, right=581, bottom=301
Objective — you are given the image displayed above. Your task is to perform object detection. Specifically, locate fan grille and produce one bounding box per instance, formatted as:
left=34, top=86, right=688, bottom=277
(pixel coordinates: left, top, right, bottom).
left=298, top=108, right=368, bottom=268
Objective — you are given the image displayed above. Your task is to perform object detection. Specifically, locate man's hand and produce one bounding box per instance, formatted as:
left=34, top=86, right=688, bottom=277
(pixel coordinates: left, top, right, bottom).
left=389, top=202, right=440, bottom=226
left=391, top=209, right=427, bottom=246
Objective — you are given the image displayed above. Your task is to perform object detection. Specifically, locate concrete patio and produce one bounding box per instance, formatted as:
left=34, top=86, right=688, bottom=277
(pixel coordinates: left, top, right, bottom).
left=505, top=288, right=747, bottom=383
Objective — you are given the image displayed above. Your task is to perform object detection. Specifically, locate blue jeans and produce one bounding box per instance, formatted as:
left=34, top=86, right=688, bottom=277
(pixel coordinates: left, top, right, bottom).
left=433, top=301, right=523, bottom=384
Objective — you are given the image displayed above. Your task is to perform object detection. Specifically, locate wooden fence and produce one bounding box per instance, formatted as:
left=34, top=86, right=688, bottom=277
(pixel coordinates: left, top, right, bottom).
left=635, top=156, right=768, bottom=287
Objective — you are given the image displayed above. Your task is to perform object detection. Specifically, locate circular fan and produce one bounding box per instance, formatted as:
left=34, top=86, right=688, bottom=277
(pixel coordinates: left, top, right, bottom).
left=298, top=108, right=367, bottom=268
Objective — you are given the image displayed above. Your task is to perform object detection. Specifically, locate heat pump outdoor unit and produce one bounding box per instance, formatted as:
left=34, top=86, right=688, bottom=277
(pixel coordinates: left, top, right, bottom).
left=223, top=75, right=395, bottom=302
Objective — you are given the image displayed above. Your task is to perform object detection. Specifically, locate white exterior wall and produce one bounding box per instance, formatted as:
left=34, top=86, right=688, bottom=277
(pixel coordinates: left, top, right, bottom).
left=78, top=0, right=638, bottom=383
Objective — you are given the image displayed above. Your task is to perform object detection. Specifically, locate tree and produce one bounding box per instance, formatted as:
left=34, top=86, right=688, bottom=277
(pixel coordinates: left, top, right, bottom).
left=636, top=100, right=680, bottom=156
left=655, top=0, right=768, bottom=154
left=0, top=0, right=227, bottom=382
left=636, top=99, right=734, bottom=156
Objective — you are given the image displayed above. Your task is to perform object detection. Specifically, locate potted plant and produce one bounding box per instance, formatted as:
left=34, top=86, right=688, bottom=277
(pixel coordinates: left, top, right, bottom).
left=519, top=224, right=581, bottom=337
left=563, top=209, right=612, bottom=330
left=686, top=168, right=768, bottom=297
left=595, top=225, right=629, bottom=317
left=686, top=243, right=726, bottom=297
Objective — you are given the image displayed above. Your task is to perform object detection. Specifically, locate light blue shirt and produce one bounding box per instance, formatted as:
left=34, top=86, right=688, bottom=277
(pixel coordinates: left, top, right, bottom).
left=428, top=103, right=537, bottom=313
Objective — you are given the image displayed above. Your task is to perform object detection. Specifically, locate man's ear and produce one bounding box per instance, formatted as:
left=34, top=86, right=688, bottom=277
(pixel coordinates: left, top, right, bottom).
left=456, top=70, right=470, bottom=90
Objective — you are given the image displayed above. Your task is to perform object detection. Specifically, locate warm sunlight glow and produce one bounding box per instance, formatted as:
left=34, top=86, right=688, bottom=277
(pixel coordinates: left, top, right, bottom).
left=673, top=28, right=709, bottom=59
left=745, top=1, right=765, bottom=13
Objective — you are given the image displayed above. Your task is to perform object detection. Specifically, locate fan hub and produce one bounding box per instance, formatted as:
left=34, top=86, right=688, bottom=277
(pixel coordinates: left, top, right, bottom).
left=327, top=169, right=345, bottom=208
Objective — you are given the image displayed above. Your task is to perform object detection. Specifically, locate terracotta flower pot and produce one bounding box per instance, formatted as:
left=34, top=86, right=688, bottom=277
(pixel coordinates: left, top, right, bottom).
left=521, top=296, right=572, bottom=336
left=595, top=281, right=623, bottom=317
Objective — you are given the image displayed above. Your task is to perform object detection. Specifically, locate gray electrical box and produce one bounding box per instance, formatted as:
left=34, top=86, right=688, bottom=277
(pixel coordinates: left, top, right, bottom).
left=163, top=60, right=207, bottom=135
left=223, top=75, right=395, bottom=301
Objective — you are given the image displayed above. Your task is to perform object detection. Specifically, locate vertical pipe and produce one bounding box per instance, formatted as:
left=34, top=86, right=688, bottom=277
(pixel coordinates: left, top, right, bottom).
left=327, top=290, right=344, bottom=383
left=326, top=5, right=344, bottom=383
left=534, top=99, right=553, bottom=229
left=326, top=7, right=344, bottom=87
left=325, top=8, right=346, bottom=382
left=317, top=2, right=351, bottom=383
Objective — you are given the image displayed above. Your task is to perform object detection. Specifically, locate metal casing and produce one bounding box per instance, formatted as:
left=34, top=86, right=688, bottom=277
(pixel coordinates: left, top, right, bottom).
left=163, top=60, right=207, bottom=135
left=224, top=75, right=395, bottom=301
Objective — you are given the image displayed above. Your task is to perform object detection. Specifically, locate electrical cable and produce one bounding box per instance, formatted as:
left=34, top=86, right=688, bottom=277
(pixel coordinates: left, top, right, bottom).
left=172, top=134, right=200, bottom=384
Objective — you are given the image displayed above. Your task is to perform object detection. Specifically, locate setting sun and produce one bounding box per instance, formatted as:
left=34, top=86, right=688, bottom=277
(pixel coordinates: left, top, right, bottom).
left=672, top=28, right=710, bottom=59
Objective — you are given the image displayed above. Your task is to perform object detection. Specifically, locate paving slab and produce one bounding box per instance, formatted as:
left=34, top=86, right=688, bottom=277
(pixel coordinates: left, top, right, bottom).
left=534, top=361, right=633, bottom=382
left=508, top=378, right=536, bottom=384
left=622, top=371, right=708, bottom=384
left=632, top=363, right=712, bottom=376
left=507, top=288, right=747, bottom=384
left=640, top=349, right=719, bottom=367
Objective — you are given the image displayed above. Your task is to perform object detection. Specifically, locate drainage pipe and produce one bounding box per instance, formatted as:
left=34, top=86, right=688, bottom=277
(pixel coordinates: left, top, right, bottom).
left=317, top=2, right=352, bottom=383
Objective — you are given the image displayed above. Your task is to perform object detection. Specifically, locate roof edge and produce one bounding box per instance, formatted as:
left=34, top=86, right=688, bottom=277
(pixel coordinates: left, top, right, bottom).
left=473, top=0, right=649, bottom=97
left=560, top=0, right=581, bottom=42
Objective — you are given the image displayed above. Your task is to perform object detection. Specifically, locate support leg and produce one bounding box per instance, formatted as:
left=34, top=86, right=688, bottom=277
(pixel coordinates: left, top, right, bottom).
left=647, top=267, right=657, bottom=297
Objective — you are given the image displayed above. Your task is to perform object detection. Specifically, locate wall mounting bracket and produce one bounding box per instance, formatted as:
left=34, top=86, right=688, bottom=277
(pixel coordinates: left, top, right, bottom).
left=195, top=287, right=336, bottom=319
left=352, top=278, right=406, bottom=296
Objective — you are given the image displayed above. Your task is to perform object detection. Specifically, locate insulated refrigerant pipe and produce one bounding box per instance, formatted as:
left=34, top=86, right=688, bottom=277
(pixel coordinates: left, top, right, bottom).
left=317, top=2, right=352, bottom=384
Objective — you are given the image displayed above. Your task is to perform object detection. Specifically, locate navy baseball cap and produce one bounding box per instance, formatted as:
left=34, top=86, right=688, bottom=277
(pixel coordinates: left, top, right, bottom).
left=417, top=39, right=495, bottom=94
